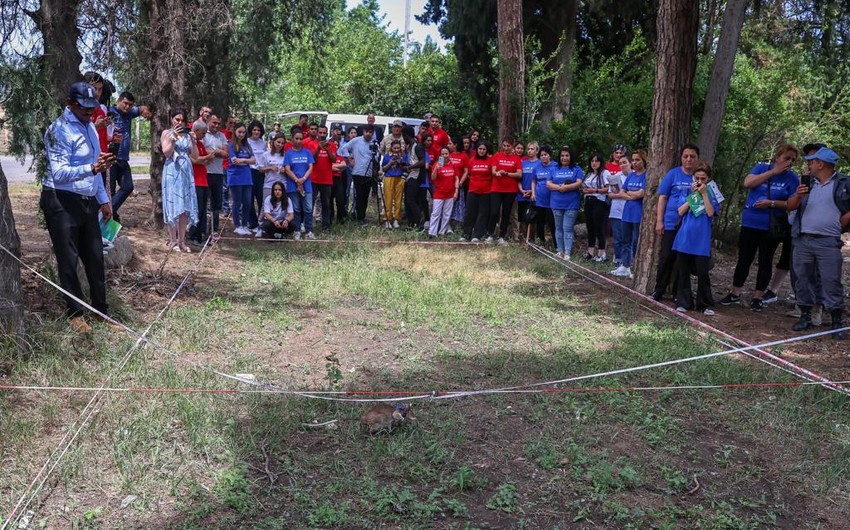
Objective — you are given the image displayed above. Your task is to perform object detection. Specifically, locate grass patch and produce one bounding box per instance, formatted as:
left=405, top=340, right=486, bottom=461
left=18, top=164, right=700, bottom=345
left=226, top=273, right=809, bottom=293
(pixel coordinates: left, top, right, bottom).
left=2, top=235, right=849, bottom=527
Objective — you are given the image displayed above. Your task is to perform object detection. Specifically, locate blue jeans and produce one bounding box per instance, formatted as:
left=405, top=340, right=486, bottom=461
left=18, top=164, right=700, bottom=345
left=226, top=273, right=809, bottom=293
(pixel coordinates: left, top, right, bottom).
left=611, top=218, right=625, bottom=262
left=620, top=221, right=640, bottom=267
left=289, top=191, right=314, bottom=232
left=109, top=159, right=133, bottom=214
left=230, top=185, right=253, bottom=228
left=553, top=208, right=579, bottom=255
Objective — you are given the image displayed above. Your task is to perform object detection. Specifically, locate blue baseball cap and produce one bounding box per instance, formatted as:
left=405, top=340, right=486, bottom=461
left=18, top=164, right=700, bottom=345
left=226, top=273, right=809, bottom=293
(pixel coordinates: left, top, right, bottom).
left=68, top=82, right=99, bottom=109
left=804, top=147, right=839, bottom=165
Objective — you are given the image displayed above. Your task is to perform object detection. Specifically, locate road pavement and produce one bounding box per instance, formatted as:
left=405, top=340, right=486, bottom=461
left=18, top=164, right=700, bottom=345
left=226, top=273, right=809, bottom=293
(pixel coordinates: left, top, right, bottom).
left=1, top=155, right=151, bottom=184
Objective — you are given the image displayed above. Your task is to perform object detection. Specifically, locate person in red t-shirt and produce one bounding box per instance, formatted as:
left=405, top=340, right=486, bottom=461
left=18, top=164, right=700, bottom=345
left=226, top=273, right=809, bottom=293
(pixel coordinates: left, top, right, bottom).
left=447, top=137, right=469, bottom=229
left=311, top=124, right=337, bottom=230
left=189, top=121, right=216, bottom=245
left=605, top=144, right=627, bottom=174
left=488, top=138, right=523, bottom=244
left=302, top=123, right=320, bottom=153
left=428, top=114, right=450, bottom=164
left=462, top=143, right=493, bottom=242
left=329, top=124, right=348, bottom=224
left=428, top=147, right=460, bottom=237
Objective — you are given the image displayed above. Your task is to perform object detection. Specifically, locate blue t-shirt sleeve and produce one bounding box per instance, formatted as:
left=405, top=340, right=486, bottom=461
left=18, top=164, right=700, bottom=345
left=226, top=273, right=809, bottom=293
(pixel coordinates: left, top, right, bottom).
left=382, top=154, right=391, bottom=165
left=750, top=162, right=770, bottom=176
left=306, top=152, right=315, bottom=164
left=574, top=166, right=584, bottom=181
left=658, top=171, right=674, bottom=196
left=283, top=150, right=292, bottom=166
left=130, top=106, right=141, bottom=120
left=228, top=144, right=236, bottom=158
left=785, top=172, right=800, bottom=196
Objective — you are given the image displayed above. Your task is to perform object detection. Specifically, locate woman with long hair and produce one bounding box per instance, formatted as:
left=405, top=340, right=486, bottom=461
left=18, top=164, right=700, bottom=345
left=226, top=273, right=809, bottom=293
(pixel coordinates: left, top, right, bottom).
left=546, top=146, right=584, bottom=259
left=246, top=119, right=267, bottom=235
left=581, top=152, right=610, bottom=261
left=448, top=136, right=470, bottom=230
left=261, top=135, right=287, bottom=202
left=488, top=138, right=523, bottom=245
left=227, top=123, right=256, bottom=236
left=429, top=147, right=460, bottom=237
left=260, top=181, right=296, bottom=239
left=518, top=141, right=540, bottom=242
left=461, top=142, right=492, bottom=242
left=160, top=107, right=200, bottom=251
left=607, top=155, right=630, bottom=268
left=611, top=151, right=647, bottom=279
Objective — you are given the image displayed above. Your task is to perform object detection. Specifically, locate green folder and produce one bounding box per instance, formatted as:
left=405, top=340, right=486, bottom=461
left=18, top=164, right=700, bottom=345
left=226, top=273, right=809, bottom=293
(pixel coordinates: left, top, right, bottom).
left=100, top=217, right=122, bottom=242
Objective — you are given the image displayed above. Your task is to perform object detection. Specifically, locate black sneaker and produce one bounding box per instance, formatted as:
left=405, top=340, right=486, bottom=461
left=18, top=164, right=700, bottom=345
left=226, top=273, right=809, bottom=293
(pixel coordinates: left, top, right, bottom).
left=762, top=289, right=778, bottom=304
left=750, top=298, right=764, bottom=312
left=719, top=293, right=741, bottom=305
left=650, top=290, right=664, bottom=301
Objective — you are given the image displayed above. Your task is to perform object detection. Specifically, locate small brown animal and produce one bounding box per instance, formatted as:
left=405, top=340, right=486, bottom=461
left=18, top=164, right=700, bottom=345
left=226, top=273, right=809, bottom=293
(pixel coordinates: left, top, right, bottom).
left=360, top=403, right=415, bottom=435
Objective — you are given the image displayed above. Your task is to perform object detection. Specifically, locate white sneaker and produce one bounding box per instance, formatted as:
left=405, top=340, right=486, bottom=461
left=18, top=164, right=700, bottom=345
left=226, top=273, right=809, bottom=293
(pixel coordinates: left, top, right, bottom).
left=300, top=225, right=306, bottom=234
left=622, top=267, right=633, bottom=279
left=392, top=220, right=400, bottom=229
left=497, top=238, right=508, bottom=246
left=555, top=251, right=564, bottom=258
left=446, top=228, right=454, bottom=234
left=294, top=231, right=302, bottom=240
left=459, top=237, right=468, bottom=242
left=676, top=306, right=688, bottom=313
left=385, top=221, right=392, bottom=229
left=471, top=238, right=480, bottom=243
left=703, top=308, right=716, bottom=316
left=305, top=232, right=316, bottom=240
left=484, top=236, right=494, bottom=244
left=611, top=265, right=626, bottom=276
left=254, top=227, right=263, bottom=237
left=563, top=254, right=571, bottom=261
left=273, top=233, right=283, bottom=239
left=235, top=226, right=250, bottom=236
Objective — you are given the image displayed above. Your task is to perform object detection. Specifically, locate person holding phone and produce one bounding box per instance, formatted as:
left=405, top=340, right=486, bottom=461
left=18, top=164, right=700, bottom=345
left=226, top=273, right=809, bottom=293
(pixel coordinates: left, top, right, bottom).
left=428, top=147, right=460, bottom=237
left=108, top=91, right=152, bottom=222
left=381, top=140, right=408, bottom=229
left=160, top=108, right=200, bottom=252
left=672, top=163, right=720, bottom=315
left=719, top=144, right=800, bottom=311
left=786, top=147, right=850, bottom=339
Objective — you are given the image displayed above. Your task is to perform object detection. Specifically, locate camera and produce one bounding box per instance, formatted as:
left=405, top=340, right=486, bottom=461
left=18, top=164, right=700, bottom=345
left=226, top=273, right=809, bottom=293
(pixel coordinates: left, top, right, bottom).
left=107, top=111, right=118, bottom=121
left=369, top=143, right=378, bottom=154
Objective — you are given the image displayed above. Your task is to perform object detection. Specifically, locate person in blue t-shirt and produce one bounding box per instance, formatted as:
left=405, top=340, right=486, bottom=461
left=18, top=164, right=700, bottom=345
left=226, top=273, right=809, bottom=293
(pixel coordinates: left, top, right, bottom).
left=651, top=143, right=700, bottom=300
left=546, top=146, right=584, bottom=259
left=612, top=150, right=647, bottom=279
left=283, top=130, right=316, bottom=239
left=672, top=163, right=720, bottom=315
left=518, top=142, right=540, bottom=242
left=532, top=146, right=557, bottom=246
left=719, top=144, right=800, bottom=312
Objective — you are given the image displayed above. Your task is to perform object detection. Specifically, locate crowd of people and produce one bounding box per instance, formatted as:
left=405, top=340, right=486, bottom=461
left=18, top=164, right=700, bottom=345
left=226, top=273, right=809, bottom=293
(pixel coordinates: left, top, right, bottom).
left=39, top=79, right=850, bottom=339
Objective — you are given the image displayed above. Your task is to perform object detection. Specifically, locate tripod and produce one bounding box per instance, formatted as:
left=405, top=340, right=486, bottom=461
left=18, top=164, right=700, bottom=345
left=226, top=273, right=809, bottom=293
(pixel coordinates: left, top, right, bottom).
left=363, top=150, right=386, bottom=227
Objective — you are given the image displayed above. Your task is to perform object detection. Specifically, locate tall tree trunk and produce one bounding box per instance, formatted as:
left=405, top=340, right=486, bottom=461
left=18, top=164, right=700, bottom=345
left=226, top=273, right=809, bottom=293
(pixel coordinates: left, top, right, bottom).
left=538, top=0, right=578, bottom=131
left=633, top=0, right=700, bottom=294
left=0, top=164, right=24, bottom=350
left=25, top=0, right=84, bottom=110
left=697, top=0, right=748, bottom=165
left=497, top=0, right=524, bottom=141
left=143, top=0, right=188, bottom=227
left=701, top=0, right=720, bottom=55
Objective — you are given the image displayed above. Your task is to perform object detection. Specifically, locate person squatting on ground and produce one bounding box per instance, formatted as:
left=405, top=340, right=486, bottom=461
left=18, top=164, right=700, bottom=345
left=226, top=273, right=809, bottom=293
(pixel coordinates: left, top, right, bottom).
left=42, top=82, right=124, bottom=333
left=786, top=147, right=850, bottom=339
left=261, top=181, right=296, bottom=239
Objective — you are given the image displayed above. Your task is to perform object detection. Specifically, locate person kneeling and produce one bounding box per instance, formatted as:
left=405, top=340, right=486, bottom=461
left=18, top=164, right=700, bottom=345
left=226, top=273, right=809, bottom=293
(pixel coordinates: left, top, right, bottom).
left=673, top=163, right=720, bottom=316
left=261, top=181, right=296, bottom=239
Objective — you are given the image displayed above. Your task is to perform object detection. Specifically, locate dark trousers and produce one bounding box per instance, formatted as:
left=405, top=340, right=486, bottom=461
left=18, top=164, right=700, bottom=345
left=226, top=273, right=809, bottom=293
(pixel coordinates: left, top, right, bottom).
left=250, top=169, right=264, bottom=228
left=732, top=226, right=780, bottom=292
left=653, top=229, right=679, bottom=295
left=189, top=185, right=209, bottom=242
left=489, top=192, right=515, bottom=239
left=353, top=174, right=374, bottom=221
left=584, top=196, right=609, bottom=250
left=207, top=173, right=224, bottom=233
left=404, top=179, right=425, bottom=228
left=109, top=159, right=133, bottom=215
left=261, top=219, right=296, bottom=238
left=463, top=192, right=490, bottom=239
left=40, top=188, right=107, bottom=317
left=793, top=235, right=845, bottom=310
left=314, top=183, right=333, bottom=229
left=330, top=175, right=347, bottom=223
left=675, top=252, right=714, bottom=310
left=535, top=206, right=554, bottom=244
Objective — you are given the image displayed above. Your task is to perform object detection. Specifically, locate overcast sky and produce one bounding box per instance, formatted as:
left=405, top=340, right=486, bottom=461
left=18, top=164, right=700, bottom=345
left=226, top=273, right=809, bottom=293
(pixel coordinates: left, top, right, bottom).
left=345, top=0, right=449, bottom=49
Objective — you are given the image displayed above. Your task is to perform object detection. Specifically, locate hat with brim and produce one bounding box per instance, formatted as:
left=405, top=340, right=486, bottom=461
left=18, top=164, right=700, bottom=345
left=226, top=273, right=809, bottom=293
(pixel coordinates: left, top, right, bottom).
left=392, top=120, right=404, bottom=127
left=803, top=147, right=839, bottom=165
left=69, top=82, right=99, bottom=109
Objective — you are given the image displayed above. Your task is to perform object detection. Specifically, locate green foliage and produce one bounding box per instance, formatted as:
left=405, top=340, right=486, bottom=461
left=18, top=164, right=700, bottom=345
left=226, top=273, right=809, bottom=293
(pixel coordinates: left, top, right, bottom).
left=486, top=483, right=518, bottom=513
left=213, top=465, right=255, bottom=515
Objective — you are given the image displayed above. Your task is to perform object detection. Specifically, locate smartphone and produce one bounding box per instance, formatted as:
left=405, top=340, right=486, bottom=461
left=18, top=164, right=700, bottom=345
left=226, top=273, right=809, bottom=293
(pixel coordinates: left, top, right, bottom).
left=108, top=142, right=120, bottom=156
left=438, top=156, right=445, bottom=167
left=800, top=174, right=811, bottom=188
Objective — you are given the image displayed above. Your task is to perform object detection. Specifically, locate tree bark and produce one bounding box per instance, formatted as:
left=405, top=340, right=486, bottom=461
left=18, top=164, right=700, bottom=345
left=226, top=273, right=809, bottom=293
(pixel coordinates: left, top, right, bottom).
left=142, top=0, right=188, bottom=227
left=697, top=0, right=748, bottom=165
left=25, top=0, right=84, bottom=110
left=538, top=0, right=578, bottom=130
left=0, top=164, right=25, bottom=349
left=633, top=0, right=700, bottom=294
left=497, top=0, right=524, bottom=141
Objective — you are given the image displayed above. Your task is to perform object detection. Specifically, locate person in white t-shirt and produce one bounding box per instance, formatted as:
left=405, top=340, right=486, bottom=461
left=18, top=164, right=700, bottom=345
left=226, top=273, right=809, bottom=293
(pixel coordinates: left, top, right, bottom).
left=261, top=135, right=287, bottom=202
left=246, top=119, right=268, bottom=235
left=261, top=181, right=295, bottom=239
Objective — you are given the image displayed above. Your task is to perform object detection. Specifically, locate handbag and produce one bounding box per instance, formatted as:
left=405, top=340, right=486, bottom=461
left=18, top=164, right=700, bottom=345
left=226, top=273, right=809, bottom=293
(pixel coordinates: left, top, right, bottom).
left=766, top=179, right=791, bottom=240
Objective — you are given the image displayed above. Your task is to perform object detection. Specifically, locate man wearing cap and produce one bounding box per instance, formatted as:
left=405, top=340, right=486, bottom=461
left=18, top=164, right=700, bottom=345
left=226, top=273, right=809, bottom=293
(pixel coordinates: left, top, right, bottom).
left=786, top=147, right=850, bottom=339
left=42, top=82, right=123, bottom=334
left=380, top=120, right=406, bottom=156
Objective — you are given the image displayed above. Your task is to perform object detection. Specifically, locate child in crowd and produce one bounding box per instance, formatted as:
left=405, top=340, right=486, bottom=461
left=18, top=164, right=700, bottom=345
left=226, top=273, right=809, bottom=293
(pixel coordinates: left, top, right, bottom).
left=673, top=163, right=720, bottom=315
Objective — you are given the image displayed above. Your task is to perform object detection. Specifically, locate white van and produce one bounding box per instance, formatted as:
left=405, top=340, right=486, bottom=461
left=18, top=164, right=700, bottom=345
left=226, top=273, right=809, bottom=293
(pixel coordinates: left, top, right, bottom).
left=272, top=111, right=424, bottom=139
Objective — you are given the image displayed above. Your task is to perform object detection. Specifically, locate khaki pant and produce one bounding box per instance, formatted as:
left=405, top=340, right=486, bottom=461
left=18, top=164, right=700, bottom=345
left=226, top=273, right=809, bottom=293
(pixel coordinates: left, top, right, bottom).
left=383, top=176, right=404, bottom=221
